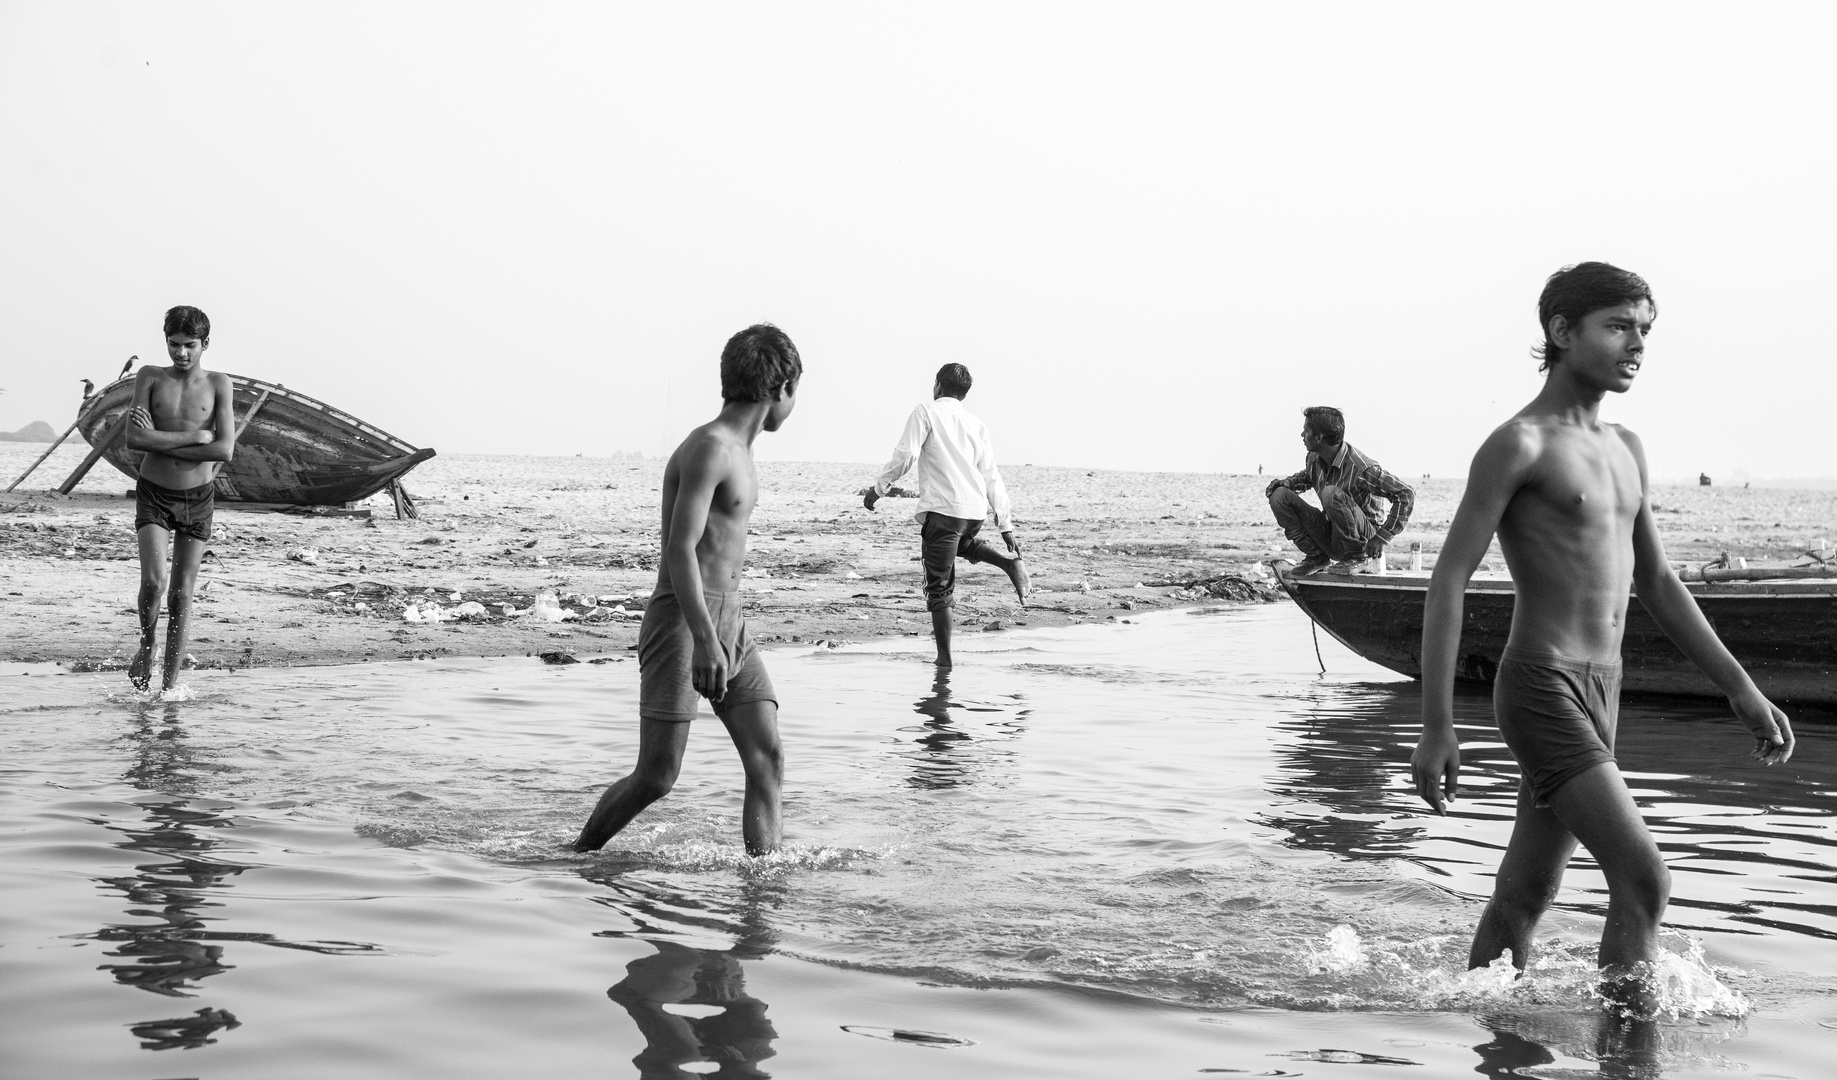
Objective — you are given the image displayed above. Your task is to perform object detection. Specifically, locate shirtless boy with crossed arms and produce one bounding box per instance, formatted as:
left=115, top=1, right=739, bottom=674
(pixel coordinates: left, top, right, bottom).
left=1411, top=263, right=1794, bottom=1011
left=575, top=324, right=801, bottom=856
left=125, top=305, right=236, bottom=692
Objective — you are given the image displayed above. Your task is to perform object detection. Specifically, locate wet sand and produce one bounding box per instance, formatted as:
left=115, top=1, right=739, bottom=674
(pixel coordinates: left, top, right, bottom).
left=4, top=444, right=1836, bottom=673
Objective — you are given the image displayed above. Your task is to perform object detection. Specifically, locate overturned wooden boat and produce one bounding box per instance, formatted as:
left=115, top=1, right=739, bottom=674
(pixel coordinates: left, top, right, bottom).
left=1275, top=563, right=1837, bottom=707
left=67, top=372, right=435, bottom=510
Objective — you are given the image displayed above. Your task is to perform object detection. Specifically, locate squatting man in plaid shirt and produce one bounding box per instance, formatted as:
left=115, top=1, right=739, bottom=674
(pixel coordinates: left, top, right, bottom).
left=1266, top=406, right=1415, bottom=576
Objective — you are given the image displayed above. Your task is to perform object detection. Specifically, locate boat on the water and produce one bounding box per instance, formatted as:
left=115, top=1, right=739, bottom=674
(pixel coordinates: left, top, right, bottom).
left=1275, top=563, right=1837, bottom=707
left=69, top=372, right=435, bottom=508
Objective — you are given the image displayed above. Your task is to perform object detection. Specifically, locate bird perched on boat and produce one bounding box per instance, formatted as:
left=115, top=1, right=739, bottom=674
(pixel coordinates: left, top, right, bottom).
left=118, top=355, right=137, bottom=379
left=80, top=378, right=95, bottom=400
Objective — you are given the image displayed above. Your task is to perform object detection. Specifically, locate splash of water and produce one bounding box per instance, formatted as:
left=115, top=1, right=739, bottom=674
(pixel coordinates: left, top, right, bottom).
left=1299, top=925, right=1751, bottom=1018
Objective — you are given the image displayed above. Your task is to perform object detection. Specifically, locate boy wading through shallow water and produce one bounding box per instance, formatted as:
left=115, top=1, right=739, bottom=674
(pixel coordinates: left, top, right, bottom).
left=125, top=306, right=236, bottom=692
left=1411, top=262, right=1794, bottom=1013
left=575, top=325, right=800, bottom=856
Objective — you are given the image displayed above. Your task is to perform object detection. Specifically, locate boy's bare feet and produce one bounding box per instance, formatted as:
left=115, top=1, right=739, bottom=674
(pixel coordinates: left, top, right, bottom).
left=1005, top=557, right=1030, bottom=605
left=128, top=644, right=154, bottom=691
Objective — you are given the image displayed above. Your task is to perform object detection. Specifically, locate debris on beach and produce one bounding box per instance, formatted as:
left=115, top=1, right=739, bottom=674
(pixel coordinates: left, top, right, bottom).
left=1142, top=573, right=1283, bottom=603
left=530, top=589, right=568, bottom=622
left=286, top=546, right=320, bottom=565
left=537, top=650, right=577, bottom=664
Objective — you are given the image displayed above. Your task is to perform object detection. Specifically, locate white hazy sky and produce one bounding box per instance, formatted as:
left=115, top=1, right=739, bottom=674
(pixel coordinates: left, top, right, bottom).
left=2, top=2, right=1833, bottom=482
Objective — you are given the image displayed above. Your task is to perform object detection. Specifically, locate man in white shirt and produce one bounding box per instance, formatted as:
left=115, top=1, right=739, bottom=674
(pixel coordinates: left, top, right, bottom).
left=865, top=363, right=1029, bottom=667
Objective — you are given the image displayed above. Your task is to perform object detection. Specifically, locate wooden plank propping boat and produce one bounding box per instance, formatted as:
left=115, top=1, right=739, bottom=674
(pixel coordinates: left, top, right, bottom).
left=72, top=373, right=436, bottom=507
left=1274, top=562, right=1837, bottom=707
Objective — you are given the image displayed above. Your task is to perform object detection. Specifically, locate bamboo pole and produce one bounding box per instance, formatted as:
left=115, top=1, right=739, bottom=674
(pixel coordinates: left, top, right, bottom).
left=212, top=387, right=273, bottom=481
left=4, top=416, right=84, bottom=492
left=1678, top=565, right=1837, bottom=583
left=234, top=387, right=272, bottom=437
left=56, top=415, right=127, bottom=495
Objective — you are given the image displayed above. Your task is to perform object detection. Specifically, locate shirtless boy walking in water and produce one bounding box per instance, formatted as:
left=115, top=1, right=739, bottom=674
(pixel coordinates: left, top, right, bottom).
left=1411, top=263, right=1793, bottom=1010
left=574, top=325, right=800, bottom=856
left=125, top=306, right=236, bottom=692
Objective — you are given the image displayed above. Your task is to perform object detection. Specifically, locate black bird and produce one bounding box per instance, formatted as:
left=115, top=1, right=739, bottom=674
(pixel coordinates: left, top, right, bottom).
left=80, top=378, right=95, bottom=399
left=118, top=355, right=136, bottom=378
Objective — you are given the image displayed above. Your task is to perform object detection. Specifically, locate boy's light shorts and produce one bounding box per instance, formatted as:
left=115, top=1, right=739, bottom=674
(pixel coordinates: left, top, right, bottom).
left=638, top=590, right=777, bottom=722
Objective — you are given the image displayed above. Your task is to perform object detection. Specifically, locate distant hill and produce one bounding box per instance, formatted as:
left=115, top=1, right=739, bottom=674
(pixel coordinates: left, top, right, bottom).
left=0, top=421, right=58, bottom=443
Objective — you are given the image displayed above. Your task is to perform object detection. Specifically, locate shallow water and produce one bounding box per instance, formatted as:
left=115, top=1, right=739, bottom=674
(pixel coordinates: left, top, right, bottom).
left=3, top=605, right=1835, bottom=1078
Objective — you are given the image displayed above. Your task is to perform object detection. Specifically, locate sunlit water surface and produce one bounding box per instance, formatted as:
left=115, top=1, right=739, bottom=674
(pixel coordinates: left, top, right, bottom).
left=3, top=604, right=1835, bottom=1078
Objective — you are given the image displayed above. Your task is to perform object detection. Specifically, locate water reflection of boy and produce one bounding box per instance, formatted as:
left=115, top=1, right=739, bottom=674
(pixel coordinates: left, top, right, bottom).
left=907, top=670, right=973, bottom=790
left=1410, top=263, right=1793, bottom=1012
left=97, top=708, right=245, bottom=1049
left=124, top=305, right=236, bottom=692
left=574, top=326, right=801, bottom=856
left=608, top=939, right=778, bottom=1079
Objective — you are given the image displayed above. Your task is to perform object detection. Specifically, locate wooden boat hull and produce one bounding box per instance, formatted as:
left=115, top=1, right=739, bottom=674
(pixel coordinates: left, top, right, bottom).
left=1279, top=569, right=1837, bottom=706
left=75, top=374, right=435, bottom=506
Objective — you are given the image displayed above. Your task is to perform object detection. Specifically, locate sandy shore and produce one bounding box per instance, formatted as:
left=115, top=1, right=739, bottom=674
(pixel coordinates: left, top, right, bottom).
left=5, top=443, right=1836, bottom=674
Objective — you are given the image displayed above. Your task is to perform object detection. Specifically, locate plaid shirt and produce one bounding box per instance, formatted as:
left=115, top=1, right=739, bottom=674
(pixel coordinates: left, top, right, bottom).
left=1280, top=442, right=1415, bottom=544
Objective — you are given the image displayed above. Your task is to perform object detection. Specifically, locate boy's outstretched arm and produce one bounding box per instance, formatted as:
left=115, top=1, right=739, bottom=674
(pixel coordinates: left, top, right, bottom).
left=865, top=405, right=928, bottom=509
left=1412, top=427, right=1534, bottom=813
left=663, top=440, right=730, bottom=701
left=1622, top=430, right=1794, bottom=764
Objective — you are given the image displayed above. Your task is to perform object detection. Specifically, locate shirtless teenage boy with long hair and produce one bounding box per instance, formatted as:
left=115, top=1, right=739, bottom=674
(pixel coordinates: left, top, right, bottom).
left=1411, top=262, right=1793, bottom=1011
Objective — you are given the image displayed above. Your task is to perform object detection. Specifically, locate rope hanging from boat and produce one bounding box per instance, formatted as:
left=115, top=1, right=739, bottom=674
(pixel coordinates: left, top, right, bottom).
left=1311, top=619, right=1324, bottom=674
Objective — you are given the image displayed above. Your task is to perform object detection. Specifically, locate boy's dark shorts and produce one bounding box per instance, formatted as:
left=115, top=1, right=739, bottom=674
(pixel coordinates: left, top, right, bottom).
left=921, top=512, right=997, bottom=612
left=638, top=589, right=777, bottom=722
left=1493, top=645, right=1623, bottom=808
left=134, top=477, right=215, bottom=542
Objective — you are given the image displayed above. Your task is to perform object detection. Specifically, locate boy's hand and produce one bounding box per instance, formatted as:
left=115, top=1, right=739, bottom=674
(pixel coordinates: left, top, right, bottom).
left=128, top=406, right=153, bottom=429
left=690, top=637, right=730, bottom=702
left=1265, top=478, right=1287, bottom=498
left=1730, top=688, right=1794, bottom=765
left=1002, top=531, right=1022, bottom=559
left=863, top=490, right=879, bottom=511
left=1410, top=728, right=1461, bottom=814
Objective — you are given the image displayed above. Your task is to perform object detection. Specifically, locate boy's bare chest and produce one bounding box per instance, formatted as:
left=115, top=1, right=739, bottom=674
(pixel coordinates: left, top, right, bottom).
left=1525, top=436, right=1642, bottom=525
left=150, top=378, right=215, bottom=427
left=712, top=468, right=759, bottom=524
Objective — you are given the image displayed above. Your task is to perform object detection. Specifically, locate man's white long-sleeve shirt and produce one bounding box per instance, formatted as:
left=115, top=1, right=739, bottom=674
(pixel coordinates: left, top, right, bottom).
left=873, top=395, right=1013, bottom=531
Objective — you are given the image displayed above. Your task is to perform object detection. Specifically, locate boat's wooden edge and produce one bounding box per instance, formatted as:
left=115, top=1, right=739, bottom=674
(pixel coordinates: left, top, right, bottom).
left=1272, top=562, right=1837, bottom=596
left=79, top=373, right=422, bottom=455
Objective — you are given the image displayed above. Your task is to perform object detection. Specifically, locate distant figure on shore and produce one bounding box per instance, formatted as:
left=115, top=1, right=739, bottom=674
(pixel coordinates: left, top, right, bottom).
left=1266, top=406, right=1414, bottom=576
left=124, top=307, right=235, bottom=692
left=574, top=324, right=800, bottom=856
left=1410, top=262, right=1793, bottom=1014
left=864, top=363, right=1028, bottom=668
